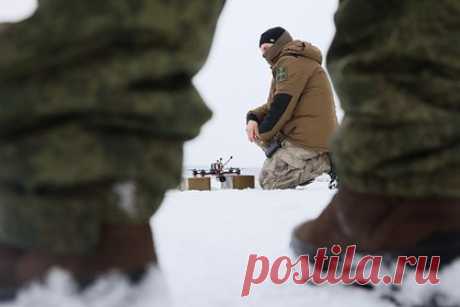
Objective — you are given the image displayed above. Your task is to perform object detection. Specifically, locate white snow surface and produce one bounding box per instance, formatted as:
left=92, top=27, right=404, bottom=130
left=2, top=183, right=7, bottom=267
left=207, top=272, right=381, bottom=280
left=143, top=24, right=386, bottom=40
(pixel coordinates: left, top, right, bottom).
left=3, top=179, right=460, bottom=307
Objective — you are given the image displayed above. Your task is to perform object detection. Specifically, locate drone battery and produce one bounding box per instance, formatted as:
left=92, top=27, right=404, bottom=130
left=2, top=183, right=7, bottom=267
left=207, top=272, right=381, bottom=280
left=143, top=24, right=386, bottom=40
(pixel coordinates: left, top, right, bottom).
left=221, top=175, right=255, bottom=190
left=187, top=177, right=211, bottom=191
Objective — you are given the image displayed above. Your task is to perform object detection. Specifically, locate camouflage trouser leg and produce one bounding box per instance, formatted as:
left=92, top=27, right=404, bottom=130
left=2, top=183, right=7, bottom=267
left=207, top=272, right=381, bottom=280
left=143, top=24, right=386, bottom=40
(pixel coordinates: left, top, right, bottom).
left=259, top=140, right=331, bottom=190
left=0, top=181, right=164, bottom=254
left=0, top=1, right=224, bottom=254
left=327, top=0, right=460, bottom=198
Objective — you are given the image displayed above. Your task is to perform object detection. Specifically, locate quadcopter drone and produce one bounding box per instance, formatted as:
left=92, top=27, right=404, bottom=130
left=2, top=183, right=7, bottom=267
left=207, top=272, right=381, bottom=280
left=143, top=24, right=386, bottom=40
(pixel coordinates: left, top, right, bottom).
left=191, top=156, right=241, bottom=182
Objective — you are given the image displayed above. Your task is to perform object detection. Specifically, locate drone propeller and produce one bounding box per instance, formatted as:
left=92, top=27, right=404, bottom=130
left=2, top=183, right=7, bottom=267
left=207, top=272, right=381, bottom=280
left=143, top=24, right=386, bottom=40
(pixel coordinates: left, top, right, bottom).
left=222, top=156, right=233, bottom=167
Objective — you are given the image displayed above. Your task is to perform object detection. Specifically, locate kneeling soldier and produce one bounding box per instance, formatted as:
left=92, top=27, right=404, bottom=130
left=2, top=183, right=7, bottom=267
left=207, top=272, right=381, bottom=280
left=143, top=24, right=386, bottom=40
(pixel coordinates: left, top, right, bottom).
left=246, top=27, right=338, bottom=190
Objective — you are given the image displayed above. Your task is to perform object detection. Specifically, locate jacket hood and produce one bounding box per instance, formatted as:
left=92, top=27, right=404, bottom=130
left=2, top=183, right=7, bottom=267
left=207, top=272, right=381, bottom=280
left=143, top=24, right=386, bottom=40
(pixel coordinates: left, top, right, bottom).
left=279, top=40, right=323, bottom=65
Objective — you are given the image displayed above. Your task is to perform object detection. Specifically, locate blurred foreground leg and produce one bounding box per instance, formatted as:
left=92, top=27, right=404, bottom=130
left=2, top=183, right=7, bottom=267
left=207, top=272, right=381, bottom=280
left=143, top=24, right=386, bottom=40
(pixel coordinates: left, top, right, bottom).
left=291, top=0, right=460, bottom=281
left=0, top=0, right=225, bottom=300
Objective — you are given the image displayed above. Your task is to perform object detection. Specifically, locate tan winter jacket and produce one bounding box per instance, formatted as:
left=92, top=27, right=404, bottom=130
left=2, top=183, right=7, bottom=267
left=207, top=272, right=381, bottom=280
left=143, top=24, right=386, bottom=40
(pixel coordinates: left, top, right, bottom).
left=247, top=40, right=338, bottom=153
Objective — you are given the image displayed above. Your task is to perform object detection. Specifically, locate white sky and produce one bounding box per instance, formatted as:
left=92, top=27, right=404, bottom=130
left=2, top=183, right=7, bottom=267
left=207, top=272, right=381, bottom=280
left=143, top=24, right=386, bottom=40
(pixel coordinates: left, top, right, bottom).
left=0, top=0, right=36, bottom=20
left=0, top=0, right=340, bottom=168
left=191, top=0, right=340, bottom=168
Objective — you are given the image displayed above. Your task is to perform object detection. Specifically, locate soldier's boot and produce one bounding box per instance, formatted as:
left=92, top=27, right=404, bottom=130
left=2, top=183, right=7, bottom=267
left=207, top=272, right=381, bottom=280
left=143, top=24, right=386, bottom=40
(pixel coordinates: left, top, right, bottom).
left=291, top=185, right=460, bottom=267
left=0, top=223, right=156, bottom=301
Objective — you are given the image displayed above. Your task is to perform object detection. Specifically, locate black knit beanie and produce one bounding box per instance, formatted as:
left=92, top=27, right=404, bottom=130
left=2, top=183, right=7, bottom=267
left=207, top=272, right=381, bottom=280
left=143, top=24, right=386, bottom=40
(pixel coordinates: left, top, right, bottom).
left=259, top=27, right=287, bottom=47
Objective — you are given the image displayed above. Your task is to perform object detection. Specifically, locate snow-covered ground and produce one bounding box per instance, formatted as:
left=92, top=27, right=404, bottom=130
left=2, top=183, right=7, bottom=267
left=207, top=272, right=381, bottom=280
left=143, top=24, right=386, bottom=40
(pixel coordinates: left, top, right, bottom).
left=4, top=178, right=460, bottom=307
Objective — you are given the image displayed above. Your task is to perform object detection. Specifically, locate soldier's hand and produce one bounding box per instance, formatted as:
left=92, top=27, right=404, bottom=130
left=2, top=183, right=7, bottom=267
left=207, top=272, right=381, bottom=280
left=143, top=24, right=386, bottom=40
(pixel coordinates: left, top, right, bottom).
left=246, top=120, right=260, bottom=143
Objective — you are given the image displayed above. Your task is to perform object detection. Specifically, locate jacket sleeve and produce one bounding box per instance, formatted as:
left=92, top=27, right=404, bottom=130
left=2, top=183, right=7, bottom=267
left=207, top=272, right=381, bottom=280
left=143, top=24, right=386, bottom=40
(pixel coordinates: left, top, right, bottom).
left=258, top=57, right=314, bottom=142
left=246, top=103, right=269, bottom=124
left=246, top=79, right=277, bottom=124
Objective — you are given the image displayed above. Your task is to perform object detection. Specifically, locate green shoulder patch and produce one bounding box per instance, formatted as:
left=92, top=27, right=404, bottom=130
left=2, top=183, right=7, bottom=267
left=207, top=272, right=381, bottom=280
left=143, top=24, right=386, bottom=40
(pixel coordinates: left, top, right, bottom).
left=274, top=66, right=288, bottom=82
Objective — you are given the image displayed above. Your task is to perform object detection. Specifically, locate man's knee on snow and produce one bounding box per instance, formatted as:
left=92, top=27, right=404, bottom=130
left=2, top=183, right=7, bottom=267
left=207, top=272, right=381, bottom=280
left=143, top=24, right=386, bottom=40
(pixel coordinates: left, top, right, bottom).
left=259, top=166, right=300, bottom=190
left=259, top=154, right=292, bottom=189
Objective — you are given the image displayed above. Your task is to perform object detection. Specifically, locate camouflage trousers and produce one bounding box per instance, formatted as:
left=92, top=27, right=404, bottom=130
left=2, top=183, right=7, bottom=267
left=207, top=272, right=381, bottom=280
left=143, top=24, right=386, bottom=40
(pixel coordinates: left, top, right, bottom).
left=0, top=0, right=224, bottom=254
left=328, top=0, right=460, bottom=198
left=0, top=181, right=165, bottom=254
left=259, top=140, right=331, bottom=190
